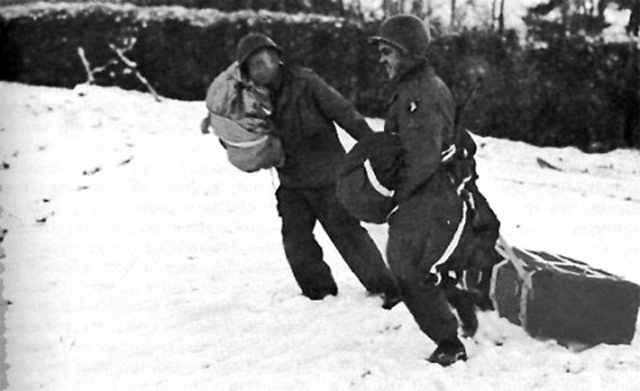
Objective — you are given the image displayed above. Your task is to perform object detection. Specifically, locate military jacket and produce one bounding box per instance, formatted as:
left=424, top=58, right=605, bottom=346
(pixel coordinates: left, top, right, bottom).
left=384, top=63, right=456, bottom=203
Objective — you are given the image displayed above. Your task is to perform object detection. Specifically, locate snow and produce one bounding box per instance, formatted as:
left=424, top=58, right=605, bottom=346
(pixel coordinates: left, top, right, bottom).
left=1, top=81, right=640, bottom=390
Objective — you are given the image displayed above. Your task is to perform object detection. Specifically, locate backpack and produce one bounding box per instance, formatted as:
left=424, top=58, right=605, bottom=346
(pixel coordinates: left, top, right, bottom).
left=205, top=62, right=284, bottom=173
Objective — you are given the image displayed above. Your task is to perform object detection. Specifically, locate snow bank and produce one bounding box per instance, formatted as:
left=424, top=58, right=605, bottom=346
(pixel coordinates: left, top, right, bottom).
left=1, top=82, right=639, bottom=390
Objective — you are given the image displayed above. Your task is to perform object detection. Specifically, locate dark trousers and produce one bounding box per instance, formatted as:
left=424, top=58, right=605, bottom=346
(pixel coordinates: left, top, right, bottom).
left=276, top=185, right=398, bottom=300
left=386, top=180, right=463, bottom=343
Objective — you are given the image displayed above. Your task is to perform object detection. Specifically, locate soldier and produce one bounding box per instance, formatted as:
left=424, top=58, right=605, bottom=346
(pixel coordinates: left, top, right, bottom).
left=212, top=33, right=400, bottom=307
left=370, top=15, right=501, bottom=366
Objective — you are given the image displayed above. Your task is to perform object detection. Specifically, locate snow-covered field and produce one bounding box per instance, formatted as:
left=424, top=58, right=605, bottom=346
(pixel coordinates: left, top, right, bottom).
left=1, top=82, right=639, bottom=390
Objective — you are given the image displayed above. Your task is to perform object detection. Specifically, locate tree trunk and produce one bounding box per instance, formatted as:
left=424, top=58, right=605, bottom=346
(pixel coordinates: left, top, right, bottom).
left=498, top=0, right=506, bottom=34
left=451, top=0, right=457, bottom=30
left=383, top=0, right=391, bottom=17
left=629, top=0, right=640, bottom=36
left=491, top=0, right=497, bottom=30
left=624, top=41, right=640, bottom=147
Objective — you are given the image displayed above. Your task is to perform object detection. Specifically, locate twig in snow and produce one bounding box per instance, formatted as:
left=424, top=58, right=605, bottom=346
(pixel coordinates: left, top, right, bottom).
left=82, top=166, right=102, bottom=176
left=536, top=157, right=563, bottom=171
left=118, top=156, right=134, bottom=166
left=108, top=43, right=162, bottom=102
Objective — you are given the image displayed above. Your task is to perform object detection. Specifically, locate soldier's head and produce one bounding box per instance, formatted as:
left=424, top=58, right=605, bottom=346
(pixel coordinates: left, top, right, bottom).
left=370, top=14, right=431, bottom=80
left=236, top=33, right=282, bottom=87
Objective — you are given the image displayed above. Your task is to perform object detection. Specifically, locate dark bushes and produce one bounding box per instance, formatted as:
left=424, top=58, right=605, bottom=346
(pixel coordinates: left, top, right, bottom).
left=0, top=3, right=380, bottom=102
left=0, top=2, right=637, bottom=149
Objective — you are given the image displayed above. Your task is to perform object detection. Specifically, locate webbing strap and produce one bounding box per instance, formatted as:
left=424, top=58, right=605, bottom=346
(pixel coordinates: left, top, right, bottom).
left=496, top=235, right=529, bottom=282
left=430, top=200, right=468, bottom=277
left=364, top=159, right=394, bottom=197
left=493, top=235, right=533, bottom=328
left=440, top=144, right=457, bottom=163
left=223, top=134, right=269, bottom=149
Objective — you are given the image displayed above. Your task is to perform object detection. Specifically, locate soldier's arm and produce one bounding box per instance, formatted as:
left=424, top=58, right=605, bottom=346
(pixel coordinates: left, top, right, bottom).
left=307, top=72, right=373, bottom=141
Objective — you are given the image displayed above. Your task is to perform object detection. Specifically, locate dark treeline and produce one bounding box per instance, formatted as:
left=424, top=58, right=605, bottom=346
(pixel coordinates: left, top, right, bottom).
left=0, top=0, right=358, bottom=16
left=0, top=2, right=638, bottom=150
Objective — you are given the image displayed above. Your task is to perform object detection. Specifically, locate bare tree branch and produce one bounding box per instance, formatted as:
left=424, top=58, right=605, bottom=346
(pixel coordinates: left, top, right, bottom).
left=77, top=47, right=95, bottom=84
left=77, top=46, right=119, bottom=85
left=108, top=43, right=162, bottom=102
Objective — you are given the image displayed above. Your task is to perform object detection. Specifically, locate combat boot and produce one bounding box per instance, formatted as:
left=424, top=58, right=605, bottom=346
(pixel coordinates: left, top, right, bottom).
left=428, top=338, right=467, bottom=367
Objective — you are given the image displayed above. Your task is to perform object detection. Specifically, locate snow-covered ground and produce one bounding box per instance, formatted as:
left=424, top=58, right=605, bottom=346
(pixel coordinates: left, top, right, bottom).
left=1, top=82, right=639, bottom=390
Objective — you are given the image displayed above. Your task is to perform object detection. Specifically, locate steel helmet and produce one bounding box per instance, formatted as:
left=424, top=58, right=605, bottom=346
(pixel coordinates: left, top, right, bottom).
left=370, top=14, right=431, bottom=58
left=236, top=33, right=281, bottom=66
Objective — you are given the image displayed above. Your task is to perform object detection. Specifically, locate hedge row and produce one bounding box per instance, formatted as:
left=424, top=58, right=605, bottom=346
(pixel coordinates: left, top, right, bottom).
left=0, top=3, right=379, bottom=100
left=1, top=3, right=638, bottom=150
left=0, top=0, right=343, bottom=14
left=4, top=3, right=393, bottom=116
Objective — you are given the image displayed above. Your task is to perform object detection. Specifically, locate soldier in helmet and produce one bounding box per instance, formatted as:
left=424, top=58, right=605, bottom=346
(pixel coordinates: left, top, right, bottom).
left=205, top=32, right=400, bottom=307
left=370, top=15, right=501, bottom=366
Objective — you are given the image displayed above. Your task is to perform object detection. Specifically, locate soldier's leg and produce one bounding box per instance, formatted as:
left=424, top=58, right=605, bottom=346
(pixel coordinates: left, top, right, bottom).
left=312, top=186, right=398, bottom=297
left=387, top=226, right=467, bottom=366
left=276, top=186, right=337, bottom=300
left=387, top=232, right=459, bottom=343
left=386, top=190, right=464, bottom=343
left=441, top=274, right=479, bottom=337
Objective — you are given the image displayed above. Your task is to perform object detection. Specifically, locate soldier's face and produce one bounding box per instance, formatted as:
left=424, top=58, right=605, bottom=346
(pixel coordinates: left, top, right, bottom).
left=378, top=43, right=402, bottom=80
left=246, top=49, right=280, bottom=87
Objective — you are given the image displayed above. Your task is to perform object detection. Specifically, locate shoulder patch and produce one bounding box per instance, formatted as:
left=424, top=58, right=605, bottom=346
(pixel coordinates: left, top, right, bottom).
left=408, top=99, right=420, bottom=113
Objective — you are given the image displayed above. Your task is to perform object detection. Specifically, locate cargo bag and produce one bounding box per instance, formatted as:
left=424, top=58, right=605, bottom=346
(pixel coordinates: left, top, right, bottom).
left=337, top=132, right=403, bottom=224
left=491, top=237, right=640, bottom=346
left=209, top=114, right=284, bottom=173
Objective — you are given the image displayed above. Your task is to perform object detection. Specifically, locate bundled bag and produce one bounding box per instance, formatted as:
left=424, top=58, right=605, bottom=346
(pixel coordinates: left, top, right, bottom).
left=208, top=115, right=284, bottom=173
left=492, top=237, right=640, bottom=346
left=205, top=62, right=284, bottom=173
left=440, top=129, right=502, bottom=275
left=337, top=132, right=403, bottom=224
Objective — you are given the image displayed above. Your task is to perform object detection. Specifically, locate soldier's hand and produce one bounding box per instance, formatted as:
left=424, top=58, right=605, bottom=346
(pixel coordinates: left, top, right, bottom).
left=236, top=117, right=268, bottom=133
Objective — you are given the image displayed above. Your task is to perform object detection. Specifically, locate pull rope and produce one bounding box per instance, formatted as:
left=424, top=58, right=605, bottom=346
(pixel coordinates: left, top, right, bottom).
left=495, top=235, right=529, bottom=282
left=493, top=234, right=533, bottom=328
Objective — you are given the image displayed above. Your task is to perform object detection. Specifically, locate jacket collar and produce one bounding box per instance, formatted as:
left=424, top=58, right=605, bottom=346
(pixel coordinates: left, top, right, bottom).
left=267, top=63, right=291, bottom=117
left=267, top=62, right=286, bottom=95
left=396, top=58, right=431, bottom=84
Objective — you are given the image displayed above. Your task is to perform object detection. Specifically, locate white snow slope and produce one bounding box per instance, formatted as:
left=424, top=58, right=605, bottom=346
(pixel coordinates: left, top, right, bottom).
left=1, top=82, right=639, bottom=390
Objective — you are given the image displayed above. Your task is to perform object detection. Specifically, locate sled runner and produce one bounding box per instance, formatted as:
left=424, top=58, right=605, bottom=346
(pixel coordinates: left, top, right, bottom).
left=492, top=237, right=640, bottom=346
